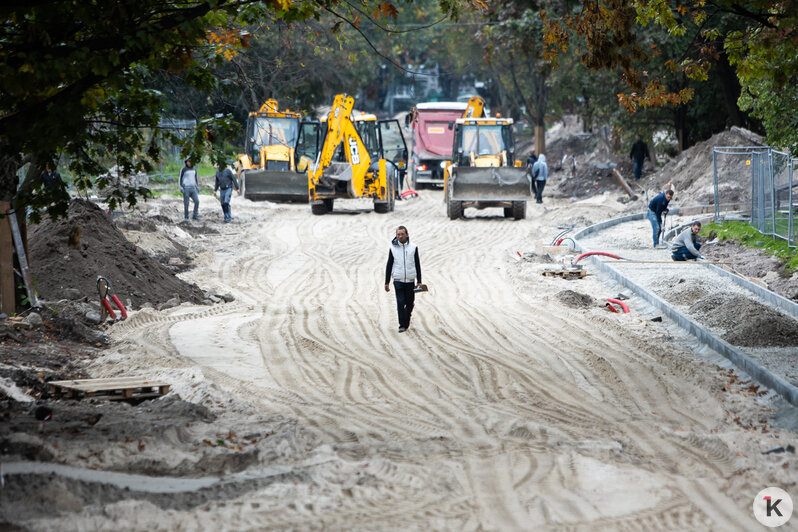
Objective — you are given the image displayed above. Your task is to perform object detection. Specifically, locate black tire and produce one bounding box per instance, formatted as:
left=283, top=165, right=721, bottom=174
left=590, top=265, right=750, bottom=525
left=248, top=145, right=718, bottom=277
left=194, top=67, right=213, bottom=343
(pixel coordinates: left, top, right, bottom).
left=512, top=200, right=526, bottom=220
left=374, top=169, right=395, bottom=213
left=311, top=201, right=327, bottom=215
left=503, top=207, right=513, bottom=218
left=323, top=198, right=334, bottom=212
left=447, top=199, right=463, bottom=219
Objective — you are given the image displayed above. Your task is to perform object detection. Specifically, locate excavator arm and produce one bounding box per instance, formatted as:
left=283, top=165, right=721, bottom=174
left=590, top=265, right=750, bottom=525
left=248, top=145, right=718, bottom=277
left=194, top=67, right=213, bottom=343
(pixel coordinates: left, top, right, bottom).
left=305, top=94, right=395, bottom=214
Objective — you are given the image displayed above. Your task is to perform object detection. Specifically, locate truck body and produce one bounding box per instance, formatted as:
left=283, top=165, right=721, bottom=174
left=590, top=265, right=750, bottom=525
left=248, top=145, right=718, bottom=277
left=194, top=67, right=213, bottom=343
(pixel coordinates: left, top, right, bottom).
left=237, top=99, right=306, bottom=202
left=409, top=98, right=485, bottom=187
left=444, top=117, right=532, bottom=219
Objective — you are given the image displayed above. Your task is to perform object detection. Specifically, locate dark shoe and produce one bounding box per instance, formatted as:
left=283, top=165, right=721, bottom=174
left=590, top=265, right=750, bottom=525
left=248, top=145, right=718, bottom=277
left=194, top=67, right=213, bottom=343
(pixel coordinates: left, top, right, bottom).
left=398, top=327, right=406, bottom=333
left=192, top=216, right=201, bottom=221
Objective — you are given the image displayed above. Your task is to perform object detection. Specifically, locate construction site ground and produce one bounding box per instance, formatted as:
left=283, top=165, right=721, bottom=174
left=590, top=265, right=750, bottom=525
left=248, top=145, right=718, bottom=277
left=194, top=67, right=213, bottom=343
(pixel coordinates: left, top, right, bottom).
left=2, top=124, right=797, bottom=530
left=3, top=181, right=798, bottom=530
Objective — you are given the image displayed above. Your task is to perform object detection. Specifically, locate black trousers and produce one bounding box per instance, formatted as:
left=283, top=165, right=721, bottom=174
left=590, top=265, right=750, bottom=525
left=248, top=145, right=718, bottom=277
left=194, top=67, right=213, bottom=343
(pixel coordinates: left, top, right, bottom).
left=535, top=180, right=545, bottom=202
left=393, top=281, right=415, bottom=328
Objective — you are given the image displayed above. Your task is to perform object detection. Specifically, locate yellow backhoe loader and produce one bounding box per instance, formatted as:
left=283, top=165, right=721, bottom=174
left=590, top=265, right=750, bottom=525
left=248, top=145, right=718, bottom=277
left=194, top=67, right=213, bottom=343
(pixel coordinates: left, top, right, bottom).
left=294, top=94, right=407, bottom=215
left=443, top=116, right=532, bottom=219
left=236, top=99, right=306, bottom=202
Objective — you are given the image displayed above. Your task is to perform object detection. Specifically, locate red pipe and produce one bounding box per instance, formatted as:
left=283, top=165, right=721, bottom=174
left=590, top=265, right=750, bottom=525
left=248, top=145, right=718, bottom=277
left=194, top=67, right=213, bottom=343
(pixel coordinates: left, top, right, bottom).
left=605, top=301, right=619, bottom=313
left=401, top=189, right=418, bottom=199
left=607, top=298, right=630, bottom=313
left=111, top=294, right=128, bottom=319
left=573, top=251, right=624, bottom=265
left=101, top=298, right=116, bottom=319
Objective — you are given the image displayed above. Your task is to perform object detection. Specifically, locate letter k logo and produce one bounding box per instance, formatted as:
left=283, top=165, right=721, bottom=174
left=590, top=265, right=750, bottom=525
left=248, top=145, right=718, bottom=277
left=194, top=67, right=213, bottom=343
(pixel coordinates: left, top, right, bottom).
left=765, top=496, right=783, bottom=517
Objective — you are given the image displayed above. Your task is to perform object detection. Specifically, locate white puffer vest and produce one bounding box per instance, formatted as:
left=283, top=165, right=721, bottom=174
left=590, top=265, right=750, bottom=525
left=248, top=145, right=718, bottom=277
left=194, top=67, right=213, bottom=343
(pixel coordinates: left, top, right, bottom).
left=390, top=238, right=417, bottom=283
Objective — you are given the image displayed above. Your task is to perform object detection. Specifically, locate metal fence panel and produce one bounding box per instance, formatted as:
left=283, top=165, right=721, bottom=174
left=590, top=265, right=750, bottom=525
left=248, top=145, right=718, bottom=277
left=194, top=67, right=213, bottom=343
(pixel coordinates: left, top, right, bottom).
left=713, top=146, right=795, bottom=247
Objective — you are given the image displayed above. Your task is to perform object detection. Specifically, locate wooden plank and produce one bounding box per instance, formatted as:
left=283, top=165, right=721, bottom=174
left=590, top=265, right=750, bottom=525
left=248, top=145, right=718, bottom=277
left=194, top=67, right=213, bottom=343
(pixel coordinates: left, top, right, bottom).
left=0, top=201, right=14, bottom=315
left=612, top=169, right=636, bottom=199
left=50, top=378, right=169, bottom=389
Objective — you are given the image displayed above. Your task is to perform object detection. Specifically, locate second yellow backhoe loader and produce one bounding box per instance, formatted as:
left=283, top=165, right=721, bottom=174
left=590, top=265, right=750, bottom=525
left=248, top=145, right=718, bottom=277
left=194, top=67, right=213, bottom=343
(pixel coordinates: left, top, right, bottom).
left=443, top=116, right=532, bottom=219
left=236, top=99, right=306, bottom=201
left=293, top=94, right=407, bottom=215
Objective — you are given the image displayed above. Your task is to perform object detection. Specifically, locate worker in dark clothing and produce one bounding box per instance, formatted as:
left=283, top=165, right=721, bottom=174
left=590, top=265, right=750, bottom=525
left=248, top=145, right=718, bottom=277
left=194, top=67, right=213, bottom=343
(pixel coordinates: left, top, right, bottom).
left=629, top=134, right=650, bottom=180
left=40, top=163, right=64, bottom=189
left=39, top=162, right=69, bottom=206
left=213, top=162, right=239, bottom=223
left=526, top=152, right=538, bottom=197
left=647, top=189, right=673, bottom=247
left=384, top=225, right=422, bottom=333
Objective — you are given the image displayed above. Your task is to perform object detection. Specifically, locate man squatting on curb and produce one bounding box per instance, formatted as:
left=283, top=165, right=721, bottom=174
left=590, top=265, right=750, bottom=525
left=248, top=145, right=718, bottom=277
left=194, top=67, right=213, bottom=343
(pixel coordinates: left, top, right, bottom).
left=671, top=221, right=704, bottom=261
left=213, top=161, right=239, bottom=223
left=384, top=226, right=422, bottom=333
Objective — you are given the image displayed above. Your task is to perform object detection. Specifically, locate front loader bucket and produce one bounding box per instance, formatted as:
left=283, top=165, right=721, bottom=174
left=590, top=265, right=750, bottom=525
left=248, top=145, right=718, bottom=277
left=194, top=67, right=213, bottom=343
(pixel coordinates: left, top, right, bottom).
left=450, top=167, right=533, bottom=201
left=242, top=169, right=309, bottom=202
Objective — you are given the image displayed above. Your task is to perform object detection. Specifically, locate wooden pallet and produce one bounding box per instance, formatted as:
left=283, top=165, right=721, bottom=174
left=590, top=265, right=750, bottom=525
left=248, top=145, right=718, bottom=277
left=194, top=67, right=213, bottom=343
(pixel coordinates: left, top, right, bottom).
left=542, top=268, right=587, bottom=280
left=48, top=377, right=170, bottom=401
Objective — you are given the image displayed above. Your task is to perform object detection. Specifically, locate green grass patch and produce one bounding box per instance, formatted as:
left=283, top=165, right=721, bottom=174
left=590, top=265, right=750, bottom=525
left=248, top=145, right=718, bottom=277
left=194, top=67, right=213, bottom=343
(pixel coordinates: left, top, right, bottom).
left=701, top=221, right=798, bottom=271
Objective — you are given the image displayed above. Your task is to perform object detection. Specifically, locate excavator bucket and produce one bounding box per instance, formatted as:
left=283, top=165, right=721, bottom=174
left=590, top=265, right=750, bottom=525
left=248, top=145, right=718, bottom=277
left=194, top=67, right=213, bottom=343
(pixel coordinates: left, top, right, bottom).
left=449, top=166, right=533, bottom=201
left=242, top=168, right=309, bottom=202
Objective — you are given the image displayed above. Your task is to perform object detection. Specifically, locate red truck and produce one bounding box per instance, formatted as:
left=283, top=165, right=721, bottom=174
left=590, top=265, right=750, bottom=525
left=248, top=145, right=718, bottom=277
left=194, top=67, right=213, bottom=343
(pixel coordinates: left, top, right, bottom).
left=409, top=101, right=469, bottom=188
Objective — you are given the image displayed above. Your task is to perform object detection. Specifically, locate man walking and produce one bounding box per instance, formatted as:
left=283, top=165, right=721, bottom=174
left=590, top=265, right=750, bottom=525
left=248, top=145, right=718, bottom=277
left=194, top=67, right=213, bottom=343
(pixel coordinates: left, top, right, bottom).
left=384, top=226, right=422, bottom=333
left=179, top=157, right=201, bottom=221
left=526, top=151, right=538, bottom=198
left=647, top=189, right=673, bottom=247
left=671, top=221, right=704, bottom=261
left=213, top=161, right=239, bottom=223
left=629, top=134, right=650, bottom=180
left=532, top=154, right=548, bottom=204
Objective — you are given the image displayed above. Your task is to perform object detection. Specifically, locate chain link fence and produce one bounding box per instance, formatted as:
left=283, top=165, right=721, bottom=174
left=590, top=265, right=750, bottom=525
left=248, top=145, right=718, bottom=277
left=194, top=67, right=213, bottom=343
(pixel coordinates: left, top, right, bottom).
left=713, top=146, right=796, bottom=248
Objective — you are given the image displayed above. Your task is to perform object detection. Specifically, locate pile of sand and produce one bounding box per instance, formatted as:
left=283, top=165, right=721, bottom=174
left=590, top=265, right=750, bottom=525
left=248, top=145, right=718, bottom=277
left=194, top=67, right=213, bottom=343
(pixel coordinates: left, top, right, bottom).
left=555, top=289, right=595, bottom=308
left=689, top=293, right=798, bottom=348
left=647, top=127, right=763, bottom=205
left=29, top=199, right=205, bottom=308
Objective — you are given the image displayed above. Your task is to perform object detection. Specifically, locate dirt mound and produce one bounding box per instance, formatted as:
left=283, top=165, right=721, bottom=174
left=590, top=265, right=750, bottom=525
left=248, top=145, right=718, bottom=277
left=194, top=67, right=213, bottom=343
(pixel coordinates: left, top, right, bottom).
left=689, top=293, right=798, bottom=348
left=648, top=128, right=762, bottom=205
left=555, top=290, right=595, bottom=308
left=29, top=199, right=205, bottom=309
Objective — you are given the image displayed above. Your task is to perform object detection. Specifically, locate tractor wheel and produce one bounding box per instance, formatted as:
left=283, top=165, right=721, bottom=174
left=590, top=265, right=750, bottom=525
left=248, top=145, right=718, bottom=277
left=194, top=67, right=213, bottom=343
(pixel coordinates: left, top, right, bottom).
left=374, top=173, right=395, bottom=213
left=503, top=207, right=513, bottom=218
left=323, top=198, right=334, bottom=213
left=512, top=200, right=526, bottom=220
left=447, top=199, right=463, bottom=220
left=311, top=201, right=327, bottom=215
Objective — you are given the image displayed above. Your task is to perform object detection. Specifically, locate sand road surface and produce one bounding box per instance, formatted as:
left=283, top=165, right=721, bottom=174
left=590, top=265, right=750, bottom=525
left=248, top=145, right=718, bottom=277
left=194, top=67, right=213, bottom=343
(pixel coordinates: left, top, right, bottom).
left=80, top=191, right=794, bottom=530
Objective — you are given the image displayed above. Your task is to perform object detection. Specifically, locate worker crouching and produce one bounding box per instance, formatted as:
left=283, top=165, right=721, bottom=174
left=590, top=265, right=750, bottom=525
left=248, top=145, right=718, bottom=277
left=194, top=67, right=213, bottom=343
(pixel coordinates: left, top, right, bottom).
left=671, top=221, right=704, bottom=261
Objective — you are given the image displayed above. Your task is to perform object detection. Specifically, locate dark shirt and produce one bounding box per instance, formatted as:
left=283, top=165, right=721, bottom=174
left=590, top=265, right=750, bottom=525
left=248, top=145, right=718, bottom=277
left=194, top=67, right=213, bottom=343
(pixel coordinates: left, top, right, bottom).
left=630, top=140, right=650, bottom=162
left=41, top=170, right=63, bottom=189
left=385, top=247, right=422, bottom=285
left=214, top=168, right=239, bottom=191
left=525, top=155, right=537, bottom=168
left=648, top=192, right=670, bottom=223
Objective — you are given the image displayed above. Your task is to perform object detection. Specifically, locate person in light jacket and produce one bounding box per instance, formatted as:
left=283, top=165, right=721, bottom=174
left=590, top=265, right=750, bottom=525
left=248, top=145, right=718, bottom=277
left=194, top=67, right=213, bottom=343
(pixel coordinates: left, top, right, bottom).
left=532, top=154, right=548, bottom=204
left=671, top=221, right=704, bottom=261
left=179, top=157, right=200, bottom=221
left=384, top=226, right=422, bottom=333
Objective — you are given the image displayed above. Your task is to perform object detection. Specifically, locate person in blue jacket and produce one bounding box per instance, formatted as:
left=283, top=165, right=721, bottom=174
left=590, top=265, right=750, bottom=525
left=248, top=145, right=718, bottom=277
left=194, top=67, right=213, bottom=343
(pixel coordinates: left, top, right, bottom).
left=647, top=189, right=673, bottom=246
